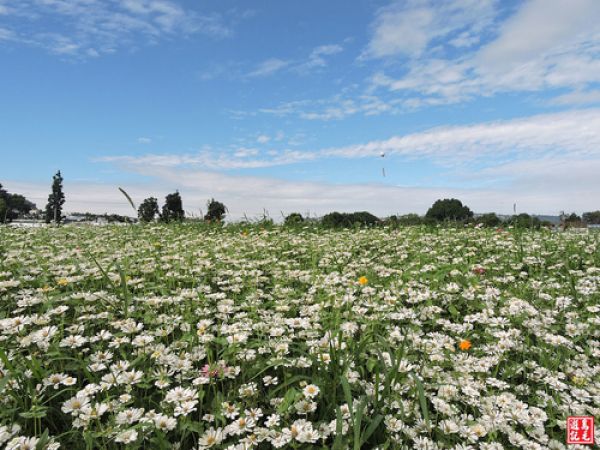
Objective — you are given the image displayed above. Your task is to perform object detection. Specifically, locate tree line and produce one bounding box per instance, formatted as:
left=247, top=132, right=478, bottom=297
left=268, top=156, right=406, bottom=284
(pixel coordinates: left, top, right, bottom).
left=137, top=195, right=226, bottom=223
left=2, top=172, right=600, bottom=229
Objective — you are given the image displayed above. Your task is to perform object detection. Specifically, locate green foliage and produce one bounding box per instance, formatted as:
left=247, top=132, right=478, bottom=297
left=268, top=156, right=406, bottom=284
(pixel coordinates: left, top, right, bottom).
left=583, top=210, right=600, bottom=224
left=321, top=211, right=380, bottom=228
left=477, top=212, right=502, bottom=227
left=44, top=171, right=65, bottom=224
left=161, top=191, right=185, bottom=223
left=562, top=212, right=583, bottom=228
left=138, top=197, right=160, bottom=223
left=509, top=213, right=542, bottom=229
left=386, top=213, right=424, bottom=226
left=284, top=212, right=304, bottom=226
left=0, top=197, right=6, bottom=223
left=425, top=198, right=473, bottom=222
left=204, top=198, right=227, bottom=222
left=0, top=183, right=36, bottom=223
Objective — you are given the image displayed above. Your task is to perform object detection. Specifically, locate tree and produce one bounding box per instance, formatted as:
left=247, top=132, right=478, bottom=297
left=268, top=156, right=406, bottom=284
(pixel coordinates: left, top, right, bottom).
left=477, top=213, right=501, bottom=227
left=561, top=212, right=583, bottom=229
left=204, top=199, right=227, bottom=222
left=0, top=184, right=8, bottom=222
left=0, top=183, right=36, bottom=223
left=583, top=210, right=600, bottom=224
left=284, top=212, right=304, bottom=226
left=161, top=191, right=184, bottom=223
left=44, top=171, right=65, bottom=224
left=425, top=198, right=473, bottom=222
left=0, top=197, right=6, bottom=223
left=138, top=197, right=160, bottom=223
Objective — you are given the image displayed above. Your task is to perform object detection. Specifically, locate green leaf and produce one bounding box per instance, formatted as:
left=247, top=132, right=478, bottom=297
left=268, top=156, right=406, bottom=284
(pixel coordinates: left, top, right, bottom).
left=340, top=376, right=354, bottom=419
left=361, top=414, right=383, bottom=446
left=412, top=373, right=430, bottom=428
left=333, top=406, right=345, bottom=450
left=35, top=429, right=50, bottom=450
left=277, top=387, right=299, bottom=414
left=353, top=396, right=367, bottom=450
left=269, top=374, right=310, bottom=397
left=449, top=305, right=459, bottom=317
left=20, top=405, right=48, bottom=419
left=118, top=187, right=137, bottom=212
left=367, top=358, right=377, bottom=372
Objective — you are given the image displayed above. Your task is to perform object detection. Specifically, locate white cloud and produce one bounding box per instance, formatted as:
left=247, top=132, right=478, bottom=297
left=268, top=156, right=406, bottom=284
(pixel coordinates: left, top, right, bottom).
left=248, top=58, right=289, bottom=77
left=248, top=43, right=343, bottom=78
left=363, top=0, right=497, bottom=58
left=0, top=27, right=13, bottom=40
left=257, top=94, right=397, bottom=121
left=137, top=137, right=152, bottom=144
left=13, top=109, right=600, bottom=218
left=233, top=147, right=259, bottom=158
left=477, top=0, right=600, bottom=69
left=101, top=109, right=600, bottom=171
left=98, top=148, right=317, bottom=170
left=0, top=0, right=234, bottom=57
left=368, top=0, right=600, bottom=108
left=323, top=109, right=600, bottom=164
left=256, top=135, right=270, bottom=144
left=295, top=44, right=343, bottom=72
left=550, top=89, right=600, bottom=106
left=7, top=158, right=598, bottom=219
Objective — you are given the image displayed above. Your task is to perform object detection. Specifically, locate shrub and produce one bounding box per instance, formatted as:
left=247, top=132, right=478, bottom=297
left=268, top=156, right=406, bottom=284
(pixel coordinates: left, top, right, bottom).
left=284, top=212, right=304, bottom=226
left=321, top=211, right=380, bottom=228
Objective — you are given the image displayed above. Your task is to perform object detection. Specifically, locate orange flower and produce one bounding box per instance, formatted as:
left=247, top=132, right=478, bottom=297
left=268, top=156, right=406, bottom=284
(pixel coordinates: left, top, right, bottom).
left=458, top=339, right=472, bottom=351
left=358, top=276, right=368, bottom=286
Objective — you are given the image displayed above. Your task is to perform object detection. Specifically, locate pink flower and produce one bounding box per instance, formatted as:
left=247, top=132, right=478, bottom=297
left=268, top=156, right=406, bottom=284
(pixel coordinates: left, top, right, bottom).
left=201, top=364, right=219, bottom=378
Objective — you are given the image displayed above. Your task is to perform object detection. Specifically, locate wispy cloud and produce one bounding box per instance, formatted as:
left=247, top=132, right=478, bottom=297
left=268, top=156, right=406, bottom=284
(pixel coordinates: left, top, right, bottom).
left=99, top=108, right=600, bottom=171
left=256, top=135, right=270, bottom=144
left=323, top=109, right=600, bottom=164
left=294, top=44, right=343, bottom=73
left=246, top=43, right=343, bottom=78
left=0, top=0, right=236, bottom=57
left=247, top=58, right=290, bottom=77
left=14, top=109, right=600, bottom=217
left=256, top=93, right=396, bottom=121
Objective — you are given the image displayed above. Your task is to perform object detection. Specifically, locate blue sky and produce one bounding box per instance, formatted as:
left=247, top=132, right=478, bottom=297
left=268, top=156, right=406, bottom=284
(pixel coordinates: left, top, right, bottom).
left=1, top=0, right=599, bottom=218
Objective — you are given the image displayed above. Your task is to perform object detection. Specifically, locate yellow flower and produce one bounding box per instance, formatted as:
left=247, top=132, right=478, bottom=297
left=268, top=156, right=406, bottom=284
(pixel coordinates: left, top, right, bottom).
left=458, top=339, right=472, bottom=351
left=57, top=278, right=69, bottom=287
left=358, top=276, right=368, bottom=286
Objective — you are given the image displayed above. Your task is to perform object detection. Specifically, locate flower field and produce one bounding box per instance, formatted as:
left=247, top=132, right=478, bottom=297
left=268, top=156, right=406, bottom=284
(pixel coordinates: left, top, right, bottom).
left=0, top=224, right=598, bottom=449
